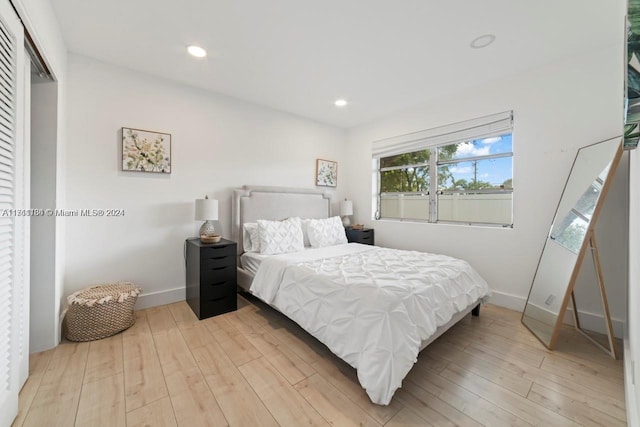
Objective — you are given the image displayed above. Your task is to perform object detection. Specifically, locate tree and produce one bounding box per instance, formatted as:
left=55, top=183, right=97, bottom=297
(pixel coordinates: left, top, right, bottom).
left=437, top=144, right=458, bottom=189
left=380, top=150, right=430, bottom=192
left=379, top=143, right=481, bottom=192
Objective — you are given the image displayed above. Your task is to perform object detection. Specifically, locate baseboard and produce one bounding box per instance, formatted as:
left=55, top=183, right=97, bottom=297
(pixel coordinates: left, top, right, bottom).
left=487, top=290, right=526, bottom=312
left=136, top=286, right=185, bottom=309
left=489, top=290, right=624, bottom=339
left=562, top=307, right=624, bottom=339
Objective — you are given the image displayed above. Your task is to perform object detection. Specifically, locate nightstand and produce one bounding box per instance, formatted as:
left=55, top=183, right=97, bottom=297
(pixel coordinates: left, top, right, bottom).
left=345, top=227, right=375, bottom=245
left=185, top=237, right=237, bottom=319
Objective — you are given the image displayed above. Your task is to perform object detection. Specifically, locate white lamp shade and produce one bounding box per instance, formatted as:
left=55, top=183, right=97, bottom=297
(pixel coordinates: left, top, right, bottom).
left=340, top=200, right=353, bottom=216
left=195, top=198, right=219, bottom=220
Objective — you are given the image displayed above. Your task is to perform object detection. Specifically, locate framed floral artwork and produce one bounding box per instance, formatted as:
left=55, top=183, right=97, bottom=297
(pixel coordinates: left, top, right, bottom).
left=122, top=127, right=171, bottom=173
left=316, top=159, right=337, bottom=187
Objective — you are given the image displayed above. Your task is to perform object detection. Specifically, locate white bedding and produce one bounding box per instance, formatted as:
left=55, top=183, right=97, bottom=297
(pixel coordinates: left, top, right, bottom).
left=240, top=251, right=269, bottom=276
left=249, top=243, right=491, bottom=405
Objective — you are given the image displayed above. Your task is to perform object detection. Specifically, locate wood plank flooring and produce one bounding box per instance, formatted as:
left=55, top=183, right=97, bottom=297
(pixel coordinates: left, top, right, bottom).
left=14, top=294, right=626, bottom=426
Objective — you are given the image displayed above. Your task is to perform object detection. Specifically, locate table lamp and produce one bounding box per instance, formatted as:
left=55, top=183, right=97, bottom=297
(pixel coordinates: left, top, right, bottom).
left=340, top=199, right=353, bottom=227
left=195, top=196, right=218, bottom=236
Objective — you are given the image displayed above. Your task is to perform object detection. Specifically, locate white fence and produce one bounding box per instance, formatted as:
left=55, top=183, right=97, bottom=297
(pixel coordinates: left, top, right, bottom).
left=380, top=193, right=513, bottom=224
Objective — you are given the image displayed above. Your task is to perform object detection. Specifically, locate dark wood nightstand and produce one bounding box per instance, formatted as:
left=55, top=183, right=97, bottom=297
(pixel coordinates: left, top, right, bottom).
left=345, top=227, right=374, bottom=245
left=186, top=237, right=237, bottom=319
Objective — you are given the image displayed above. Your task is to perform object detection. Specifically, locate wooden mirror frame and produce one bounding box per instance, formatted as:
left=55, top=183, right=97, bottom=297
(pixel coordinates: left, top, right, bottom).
left=521, top=137, right=623, bottom=357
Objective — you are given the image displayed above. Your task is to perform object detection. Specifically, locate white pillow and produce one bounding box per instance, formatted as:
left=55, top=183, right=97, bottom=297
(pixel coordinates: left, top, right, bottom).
left=242, top=223, right=260, bottom=252
left=301, top=219, right=311, bottom=247
left=257, top=217, right=304, bottom=255
left=306, top=216, right=348, bottom=248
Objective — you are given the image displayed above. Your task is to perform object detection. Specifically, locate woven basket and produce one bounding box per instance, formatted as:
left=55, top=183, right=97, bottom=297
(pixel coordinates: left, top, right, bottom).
left=64, top=282, right=142, bottom=342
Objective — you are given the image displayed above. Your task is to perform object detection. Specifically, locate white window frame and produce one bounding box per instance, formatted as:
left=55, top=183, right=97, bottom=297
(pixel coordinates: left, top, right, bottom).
left=373, top=111, right=514, bottom=227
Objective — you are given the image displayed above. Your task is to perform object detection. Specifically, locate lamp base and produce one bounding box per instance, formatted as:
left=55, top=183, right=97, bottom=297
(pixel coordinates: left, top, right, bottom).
left=199, top=220, right=216, bottom=236
left=342, top=216, right=351, bottom=227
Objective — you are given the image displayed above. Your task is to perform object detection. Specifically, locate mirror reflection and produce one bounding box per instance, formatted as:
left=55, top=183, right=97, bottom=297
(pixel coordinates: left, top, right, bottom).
left=522, top=138, right=622, bottom=349
left=550, top=173, right=605, bottom=254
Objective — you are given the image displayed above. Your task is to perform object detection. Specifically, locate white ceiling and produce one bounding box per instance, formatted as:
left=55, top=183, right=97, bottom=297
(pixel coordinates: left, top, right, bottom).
left=50, top=1, right=621, bottom=128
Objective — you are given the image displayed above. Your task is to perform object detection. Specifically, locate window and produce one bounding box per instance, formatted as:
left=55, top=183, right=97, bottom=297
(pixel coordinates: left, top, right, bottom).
left=373, top=112, right=513, bottom=226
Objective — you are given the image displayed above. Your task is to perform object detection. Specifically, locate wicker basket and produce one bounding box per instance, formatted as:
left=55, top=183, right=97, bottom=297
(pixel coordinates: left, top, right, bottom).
left=64, top=282, right=142, bottom=342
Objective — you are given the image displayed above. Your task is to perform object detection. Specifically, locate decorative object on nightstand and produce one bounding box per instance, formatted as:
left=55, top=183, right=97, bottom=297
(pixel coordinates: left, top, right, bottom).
left=345, top=227, right=374, bottom=245
left=195, top=195, right=218, bottom=236
left=186, top=238, right=237, bottom=319
left=340, top=199, right=353, bottom=227
left=200, top=234, right=221, bottom=244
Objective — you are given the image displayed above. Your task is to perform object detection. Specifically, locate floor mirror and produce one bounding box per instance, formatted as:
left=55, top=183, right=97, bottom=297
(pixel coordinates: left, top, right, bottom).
left=521, top=137, right=623, bottom=358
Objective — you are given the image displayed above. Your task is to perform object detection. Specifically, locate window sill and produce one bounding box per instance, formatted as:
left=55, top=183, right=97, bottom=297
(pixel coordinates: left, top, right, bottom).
left=375, top=217, right=514, bottom=230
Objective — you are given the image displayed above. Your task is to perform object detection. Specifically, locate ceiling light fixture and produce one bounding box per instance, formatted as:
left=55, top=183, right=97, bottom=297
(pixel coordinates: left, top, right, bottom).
left=334, top=99, right=348, bottom=107
left=187, top=45, right=207, bottom=58
left=470, top=34, right=496, bottom=49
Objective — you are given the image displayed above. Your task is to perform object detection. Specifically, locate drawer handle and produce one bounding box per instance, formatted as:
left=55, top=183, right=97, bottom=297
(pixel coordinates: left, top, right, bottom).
left=208, top=281, right=228, bottom=287
left=211, top=266, right=229, bottom=271
left=209, top=256, right=227, bottom=260
left=209, top=296, right=228, bottom=302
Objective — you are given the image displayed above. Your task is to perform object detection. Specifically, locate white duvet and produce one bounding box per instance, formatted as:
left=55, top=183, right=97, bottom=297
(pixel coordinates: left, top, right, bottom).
left=249, top=243, right=491, bottom=405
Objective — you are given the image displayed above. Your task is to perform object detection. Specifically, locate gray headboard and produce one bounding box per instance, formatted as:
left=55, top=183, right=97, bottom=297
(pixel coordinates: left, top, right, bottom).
left=231, top=185, right=332, bottom=254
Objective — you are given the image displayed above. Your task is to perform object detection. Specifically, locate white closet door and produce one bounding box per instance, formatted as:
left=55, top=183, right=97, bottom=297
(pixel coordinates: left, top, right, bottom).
left=0, top=0, right=25, bottom=424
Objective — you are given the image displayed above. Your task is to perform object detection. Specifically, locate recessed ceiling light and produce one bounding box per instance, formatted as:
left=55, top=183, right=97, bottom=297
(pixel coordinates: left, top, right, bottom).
left=334, top=99, right=348, bottom=107
left=470, top=34, right=496, bottom=49
left=187, top=45, right=207, bottom=58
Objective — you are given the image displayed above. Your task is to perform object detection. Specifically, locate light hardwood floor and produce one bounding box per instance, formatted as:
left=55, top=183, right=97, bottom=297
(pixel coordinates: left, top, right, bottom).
left=13, top=295, right=626, bottom=426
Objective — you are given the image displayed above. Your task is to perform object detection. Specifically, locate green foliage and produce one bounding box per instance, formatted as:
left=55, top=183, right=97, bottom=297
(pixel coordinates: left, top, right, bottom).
left=447, top=178, right=493, bottom=190
left=625, top=123, right=640, bottom=148
left=379, top=143, right=511, bottom=192
left=380, top=150, right=430, bottom=192
left=379, top=145, right=460, bottom=193
left=627, top=0, right=640, bottom=149
left=553, top=221, right=587, bottom=254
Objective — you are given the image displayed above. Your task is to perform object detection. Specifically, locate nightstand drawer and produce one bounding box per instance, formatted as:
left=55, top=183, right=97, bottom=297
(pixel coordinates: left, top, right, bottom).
left=201, top=264, right=236, bottom=282
left=200, top=294, right=236, bottom=318
left=346, top=228, right=375, bottom=245
left=359, top=234, right=373, bottom=243
left=359, top=229, right=373, bottom=238
left=201, top=279, right=236, bottom=300
left=202, top=254, right=235, bottom=270
left=201, top=244, right=236, bottom=259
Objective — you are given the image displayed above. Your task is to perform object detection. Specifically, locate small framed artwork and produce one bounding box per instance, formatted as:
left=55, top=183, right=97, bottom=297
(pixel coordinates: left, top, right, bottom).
left=122, top=127, right=172, bottom=173
left=316, top=158, right=337, bottom=187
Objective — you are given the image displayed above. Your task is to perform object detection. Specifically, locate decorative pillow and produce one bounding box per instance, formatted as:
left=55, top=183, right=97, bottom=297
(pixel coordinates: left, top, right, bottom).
left=306, top=216, right=348, bottom=248
left=257, top=217, right=304, bottom=255
left=301, top=219, right=311, bottom=247
left=242, top=223, right=260, bottom=252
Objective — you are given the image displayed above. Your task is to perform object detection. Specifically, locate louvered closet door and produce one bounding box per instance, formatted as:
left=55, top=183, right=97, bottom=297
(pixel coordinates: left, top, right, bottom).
left=0, top=0, right=24, bottom=425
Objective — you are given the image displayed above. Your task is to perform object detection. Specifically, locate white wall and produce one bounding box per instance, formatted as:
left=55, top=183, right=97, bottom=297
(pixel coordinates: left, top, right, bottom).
left=63, top=54, right=346, bottom=308
left=627, top=147, right=640, bottom=425
left=344, top=43, right=625, bottom=321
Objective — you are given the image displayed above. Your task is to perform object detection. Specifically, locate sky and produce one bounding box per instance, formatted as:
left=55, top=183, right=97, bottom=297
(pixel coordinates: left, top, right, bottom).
left=445, top=134, right=513, bottom=187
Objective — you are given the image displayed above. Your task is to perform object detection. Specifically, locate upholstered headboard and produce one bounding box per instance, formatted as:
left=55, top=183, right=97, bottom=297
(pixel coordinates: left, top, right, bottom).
left=231, top=185, right=332, bottom=255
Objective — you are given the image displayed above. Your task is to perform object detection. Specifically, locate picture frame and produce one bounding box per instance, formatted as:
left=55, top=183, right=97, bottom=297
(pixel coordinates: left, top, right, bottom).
left=122, top=127, right=172, bottom=173
left=316, top=158, right=337, bottom=187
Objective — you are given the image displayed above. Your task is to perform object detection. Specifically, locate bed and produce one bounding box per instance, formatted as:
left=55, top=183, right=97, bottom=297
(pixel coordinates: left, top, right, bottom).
left=231, top=185, right=491, bottom=405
